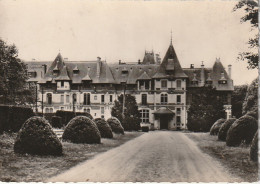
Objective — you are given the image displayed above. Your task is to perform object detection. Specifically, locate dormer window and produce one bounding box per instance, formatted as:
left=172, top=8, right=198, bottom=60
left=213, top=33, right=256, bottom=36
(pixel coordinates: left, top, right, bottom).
left=73, top=65, right=79, bottom=74
left=122, top=67, right=128, bottom=75
left=191, top=73, right=198, bottom=85
left=218, top=72, right=227, bottom=84
left=206, top=72, right=213, bottom=85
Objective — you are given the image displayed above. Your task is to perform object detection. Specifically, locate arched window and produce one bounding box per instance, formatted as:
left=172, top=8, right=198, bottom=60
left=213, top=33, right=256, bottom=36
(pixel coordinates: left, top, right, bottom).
left=161, top=94, right=168, bottom=104
left=47, top=93, right=52, bottom=104
left=84, top=93, right=91, bottom=105
left=141, top=94, right=147, bottom=105
left=45, top=108, right=49, bottom=113
left=49, top=108, right=53, bottom=113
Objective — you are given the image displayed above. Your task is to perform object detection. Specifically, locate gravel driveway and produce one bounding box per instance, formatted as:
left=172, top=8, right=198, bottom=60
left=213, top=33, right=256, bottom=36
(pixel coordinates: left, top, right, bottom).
left=48, top=131, right=239, bottom=182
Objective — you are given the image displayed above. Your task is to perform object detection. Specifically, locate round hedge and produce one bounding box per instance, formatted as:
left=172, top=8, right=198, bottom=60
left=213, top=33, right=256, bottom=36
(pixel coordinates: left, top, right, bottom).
left=226, top=115, right=258, bottom=147
left=250, top=131, right=258, bottom=162
left=14, top=116, right=62, bottom=156
left=210, top=118, right=226, bottom=135
left=94, top=118, right=113, bottom=138
left=218, top=118, right=237, bottom=141
left=62, top=116, right=101, bottom=144
left=246, top=111, right=258, bottom=120
left=107, top=117, right=124, bottom=135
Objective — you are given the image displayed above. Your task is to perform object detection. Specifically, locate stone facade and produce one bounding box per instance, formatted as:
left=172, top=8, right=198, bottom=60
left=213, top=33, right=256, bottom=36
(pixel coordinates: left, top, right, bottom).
left=26, top=42, right=234, bottom=130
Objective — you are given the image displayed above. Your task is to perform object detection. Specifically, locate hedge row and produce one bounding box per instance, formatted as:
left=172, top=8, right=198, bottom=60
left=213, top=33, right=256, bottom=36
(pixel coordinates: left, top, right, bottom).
left=0, top=105, right=34, bottom=133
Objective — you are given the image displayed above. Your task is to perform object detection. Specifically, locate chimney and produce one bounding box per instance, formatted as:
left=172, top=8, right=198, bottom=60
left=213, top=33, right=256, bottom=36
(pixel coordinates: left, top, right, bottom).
left=96, top=62, right=101, bottom=78
left=200, top=61, right=205, bottom=86
left=138, top=59, right=141, bottom=64
left=228, top=65, right=232, bottom=79
left=190, top=64, right=194, bottom=69
left=97, top=57, right=101, bottom=61
left=42, top=64, right=47, bottom=74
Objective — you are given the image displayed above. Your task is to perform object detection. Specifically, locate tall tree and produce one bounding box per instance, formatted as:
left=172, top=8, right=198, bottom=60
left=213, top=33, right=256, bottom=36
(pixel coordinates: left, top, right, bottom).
left=0, top=39, right=30, bottom=105
left=233, top=0, right=258, bottom=69
left=231, top=85, right=248, bottom=118
left=187, top=86, right=225, bottom=132
left=111, top=94, right=141, bottom=131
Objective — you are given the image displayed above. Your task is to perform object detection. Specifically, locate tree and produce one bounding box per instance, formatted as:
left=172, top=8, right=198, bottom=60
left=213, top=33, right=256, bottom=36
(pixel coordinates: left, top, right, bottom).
left=0, top=39, right=31, bottom=105
left=242, top=78, right=258, bottom=115
left=111, top=94, right=141, bottom=131
left=233, top=0, right=258, bottom=69
left=231, top=85, right=248, bottom=118
left=187, top=86, right=225, bottom=132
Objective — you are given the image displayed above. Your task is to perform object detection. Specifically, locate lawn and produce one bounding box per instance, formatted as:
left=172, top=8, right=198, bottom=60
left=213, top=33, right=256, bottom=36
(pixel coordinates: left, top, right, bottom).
left=0, top=131, right=143, bottom=182
left=186, top=132, right=258, bottom=182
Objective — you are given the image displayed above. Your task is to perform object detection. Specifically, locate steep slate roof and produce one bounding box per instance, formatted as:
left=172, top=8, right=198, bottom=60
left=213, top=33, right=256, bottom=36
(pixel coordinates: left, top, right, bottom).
left=109, top=64, right=158, bottom=84
left=137, top=71, right=151, bottom=80
left=55, top=66, right=71, bottom=81
left=155, top=43, right=188, bottom=78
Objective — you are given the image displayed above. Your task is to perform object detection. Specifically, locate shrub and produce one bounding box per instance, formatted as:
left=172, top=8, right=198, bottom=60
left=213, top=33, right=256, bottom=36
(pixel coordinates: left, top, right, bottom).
left=94, top=118, right=113, bottom=138
left=141, top=126, right=149, bottom=132
left=226, top=115, right=258, bottom=147
left=14, top=116, right=62, bottom=155
left=246, top=111, right=258, bottom=120
left=250, top=131, right=258, bottom=162
left=62, top=116, right=101, bottom=144
left=210, top=119, right=226, bottom=135
left=218, top=118, right=237, bottom=141
left=43, top=113, right=56, bottom=122
left=0, top=105, right=34, bottom=133
left=107, top=117, right=124, bottom=135
left=51, top=116, right=62, bottom=128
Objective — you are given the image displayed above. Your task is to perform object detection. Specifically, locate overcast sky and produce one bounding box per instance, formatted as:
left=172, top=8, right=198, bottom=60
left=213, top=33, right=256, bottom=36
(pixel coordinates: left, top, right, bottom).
left=0, top=0, right=258, bottom=85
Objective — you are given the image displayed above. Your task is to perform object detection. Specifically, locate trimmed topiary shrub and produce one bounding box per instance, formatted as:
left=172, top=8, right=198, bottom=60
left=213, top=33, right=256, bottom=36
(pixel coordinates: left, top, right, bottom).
left=218, top=118, right=237, bottom=141
left=107, top=117, right=124, bottom=135
left=62, top=116, right=101, bottom=144
left=246, top=111, right=258, bottom=120
left=250, top=131, right=258, bottom=162
left=226, top=115, right=258, bottom=147
left=210, top=118, right=226, bottom=135
left=51, top=116, right=62, bottom=128
left=94, top=118, right=113, bottom=138
left=14, top=116, right=62, bottom=156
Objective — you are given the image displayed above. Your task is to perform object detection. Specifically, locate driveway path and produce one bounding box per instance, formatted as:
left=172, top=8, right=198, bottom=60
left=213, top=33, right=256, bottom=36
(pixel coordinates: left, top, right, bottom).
left=48, top=131, right=239, bottom=182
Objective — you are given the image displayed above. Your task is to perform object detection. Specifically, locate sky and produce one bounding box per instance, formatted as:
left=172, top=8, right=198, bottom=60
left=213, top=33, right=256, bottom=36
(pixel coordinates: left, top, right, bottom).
left=0, top=0, right=258, bottom=85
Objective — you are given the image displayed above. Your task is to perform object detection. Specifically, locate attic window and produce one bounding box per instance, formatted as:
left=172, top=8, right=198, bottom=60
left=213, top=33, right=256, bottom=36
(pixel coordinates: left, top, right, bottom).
left=218, top=72, right=227, bottom=84
left=73, top=70, right=79, bottom=74
left=122, top=70, right=128, bottom=75
left=206, top=80, right=213, bottom=85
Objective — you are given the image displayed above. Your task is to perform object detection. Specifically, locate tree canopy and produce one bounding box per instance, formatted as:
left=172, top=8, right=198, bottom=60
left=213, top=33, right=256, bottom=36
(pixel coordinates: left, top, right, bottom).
left=233, top=0, right=258, bottom=69
left=231, top=85, right=248, bottom=118
left=0, top=39, right=32, bottom=105
left=111, top=94, right=141, bottom=131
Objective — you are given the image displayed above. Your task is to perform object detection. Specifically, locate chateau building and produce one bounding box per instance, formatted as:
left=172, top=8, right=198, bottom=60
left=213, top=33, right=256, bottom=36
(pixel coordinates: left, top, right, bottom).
left=26, top=41, right=234, bottom=130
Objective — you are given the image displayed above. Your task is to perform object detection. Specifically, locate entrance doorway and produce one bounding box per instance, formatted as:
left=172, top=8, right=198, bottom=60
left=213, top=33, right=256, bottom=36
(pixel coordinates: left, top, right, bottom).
left=160, top=116, right=168, bottom=130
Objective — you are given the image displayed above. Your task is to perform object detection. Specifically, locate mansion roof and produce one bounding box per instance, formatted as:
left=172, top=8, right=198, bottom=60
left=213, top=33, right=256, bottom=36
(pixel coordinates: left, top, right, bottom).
left=26, top=43, right=234, bottom=91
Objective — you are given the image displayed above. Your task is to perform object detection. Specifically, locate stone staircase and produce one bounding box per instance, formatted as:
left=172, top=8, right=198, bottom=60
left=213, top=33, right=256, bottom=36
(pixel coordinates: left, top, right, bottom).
left=53, top=128, right=64, bottom=139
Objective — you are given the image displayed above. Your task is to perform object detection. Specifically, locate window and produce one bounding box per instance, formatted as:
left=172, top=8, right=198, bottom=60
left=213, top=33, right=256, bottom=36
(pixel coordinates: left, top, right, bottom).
left=176, top=108, right=181, bottom=115
left=61, top=81, right=64, bottom=87
left=87, top=108, right=90, bottom=113
left=110, top=95, right=113, bottom=103
left=176, top=80, right=182, bottom=89
left=50, top=108, right=53, bottom=113
left=61, top=107, right=64, bottom=110
left=145, top=81, right=150, bottom=90
left=177, top=116, right=181, bottom=123
left=45, top=108, right=49, bottom=113
left=66, top=95, right=69, bottom=103
left=60, top=94, right=64, bottom=103
left=177, top=95, right=181, bottom=103
left=140, top=109, right=149, bottom=123
left=101, top=115, right=104, bottom=118
left=101, top=107, right=104, bottom=114
left=84, top=93, right=91, bottom=105
left=101, top=95, right=105, bottom=103
left=161, top=94, right=168, bottom=104
left=47, top=93, right=52, bottom=105
left=94, top=95, right=97, bottom=100
left=141, top=94, right=147, bottom=105
left=84, top=108, right=87, bottom=113
left=161, top=80, right=167, bottom=88
left=72, top=94, right=77, bottom=103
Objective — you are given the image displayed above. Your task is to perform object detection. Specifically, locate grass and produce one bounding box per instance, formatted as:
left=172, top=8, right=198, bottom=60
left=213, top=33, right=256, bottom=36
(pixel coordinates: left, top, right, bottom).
left=0, top=131, right=143, bottom=182
left=186, top=132, right=258, bottom=182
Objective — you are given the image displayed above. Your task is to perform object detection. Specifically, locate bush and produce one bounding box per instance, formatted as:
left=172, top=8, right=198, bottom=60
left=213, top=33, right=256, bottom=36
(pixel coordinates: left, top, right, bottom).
left=218, top=118, right=237, bottom=141
left=141, top=126, right=149, bottom=132
left=226, top=115, right=258, bottom=147
left=14, top=116, right=62, bottom=155
left=62, top=116, right=101, bottom=144
left=43, top=113, right=56, bottom=122
left=210, top=118, right=226, bottom=135
left=107, top=117, right=124, bottom=135
left=94, top=118, right=113, bottom=138
left=51, top=116, right=62, bottom=128
left=246, top=111, right=258, bottom=120
left=56, top=111, right=93, bottom=127
left=0, top=105, right=34, bottom=133
left=250, top=131, right=258, bottom=162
